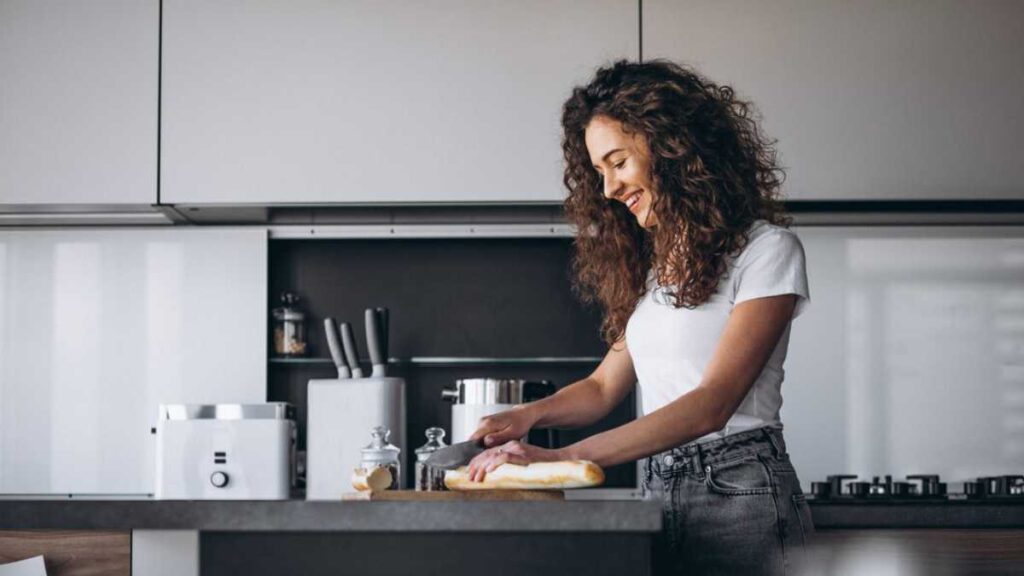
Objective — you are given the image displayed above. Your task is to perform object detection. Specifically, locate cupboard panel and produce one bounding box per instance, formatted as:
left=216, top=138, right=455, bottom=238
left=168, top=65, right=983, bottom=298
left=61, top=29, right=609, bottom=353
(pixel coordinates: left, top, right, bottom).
left=162, top=0, right=638, bottom=205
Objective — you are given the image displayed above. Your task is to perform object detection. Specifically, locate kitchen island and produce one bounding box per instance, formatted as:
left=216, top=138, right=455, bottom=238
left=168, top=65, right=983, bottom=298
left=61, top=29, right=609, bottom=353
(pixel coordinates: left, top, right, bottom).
left=5, top=499, right=1024, bottom=575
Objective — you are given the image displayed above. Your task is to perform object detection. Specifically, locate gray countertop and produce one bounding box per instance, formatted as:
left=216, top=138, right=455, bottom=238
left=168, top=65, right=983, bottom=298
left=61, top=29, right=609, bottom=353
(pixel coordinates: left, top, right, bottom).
left=3, top=498, right=1022, bottom=533
left=0, top=499, right=662, bottom=533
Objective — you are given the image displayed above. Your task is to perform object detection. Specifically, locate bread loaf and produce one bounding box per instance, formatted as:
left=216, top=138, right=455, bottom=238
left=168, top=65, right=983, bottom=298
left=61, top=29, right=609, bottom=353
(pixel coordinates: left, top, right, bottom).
left=351, top=466, right=393, bottom=492
left=444, top=460, right=604, bottom=491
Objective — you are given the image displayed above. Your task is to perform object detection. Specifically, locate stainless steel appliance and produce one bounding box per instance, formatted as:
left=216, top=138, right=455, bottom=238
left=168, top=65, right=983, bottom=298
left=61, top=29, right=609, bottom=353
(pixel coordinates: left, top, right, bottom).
left=155, top=403, right=296, bottom=500
left=441, top=378, right=556, bottom=444
left=809, top=473, right=1024, bottom=501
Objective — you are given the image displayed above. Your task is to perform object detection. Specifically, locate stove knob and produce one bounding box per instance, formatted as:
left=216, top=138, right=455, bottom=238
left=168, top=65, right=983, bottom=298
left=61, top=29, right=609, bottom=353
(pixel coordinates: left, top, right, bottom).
left=210, top=471, right=229, bottom=488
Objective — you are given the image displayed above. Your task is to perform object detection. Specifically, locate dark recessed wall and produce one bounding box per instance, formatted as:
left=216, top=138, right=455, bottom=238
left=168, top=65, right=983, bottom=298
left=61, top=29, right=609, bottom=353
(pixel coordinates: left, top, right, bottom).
left=268, top=238, right=637, bottom=488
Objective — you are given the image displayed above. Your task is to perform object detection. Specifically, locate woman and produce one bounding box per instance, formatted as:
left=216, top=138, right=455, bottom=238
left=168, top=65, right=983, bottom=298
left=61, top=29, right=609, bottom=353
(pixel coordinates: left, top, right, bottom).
left=467, top=60, right=813, bottom=575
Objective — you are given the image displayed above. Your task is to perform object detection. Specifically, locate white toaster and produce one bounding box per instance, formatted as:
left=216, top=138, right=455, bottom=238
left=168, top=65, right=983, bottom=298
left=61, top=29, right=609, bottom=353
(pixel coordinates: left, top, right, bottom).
left=155, top=403, right=296, bottom=500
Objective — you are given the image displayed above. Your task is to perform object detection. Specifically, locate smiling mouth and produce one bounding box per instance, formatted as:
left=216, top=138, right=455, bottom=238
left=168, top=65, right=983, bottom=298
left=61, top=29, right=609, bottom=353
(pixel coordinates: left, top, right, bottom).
left=623, top=191, right=642, bottom=213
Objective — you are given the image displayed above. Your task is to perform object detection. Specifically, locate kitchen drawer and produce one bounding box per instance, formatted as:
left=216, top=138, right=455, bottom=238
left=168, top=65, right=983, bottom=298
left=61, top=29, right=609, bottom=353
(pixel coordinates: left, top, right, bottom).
left=0, top=531, right=129, bottom=576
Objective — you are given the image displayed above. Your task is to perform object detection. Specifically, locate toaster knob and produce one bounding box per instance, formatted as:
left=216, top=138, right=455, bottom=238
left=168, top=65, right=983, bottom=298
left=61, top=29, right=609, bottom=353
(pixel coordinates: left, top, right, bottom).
left=210, top=471, right=229, bottom=488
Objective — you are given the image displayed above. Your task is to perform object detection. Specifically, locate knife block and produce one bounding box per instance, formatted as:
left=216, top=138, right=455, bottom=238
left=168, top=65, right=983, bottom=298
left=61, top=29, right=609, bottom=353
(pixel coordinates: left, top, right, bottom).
left=306, top=376, right=406, bottom=500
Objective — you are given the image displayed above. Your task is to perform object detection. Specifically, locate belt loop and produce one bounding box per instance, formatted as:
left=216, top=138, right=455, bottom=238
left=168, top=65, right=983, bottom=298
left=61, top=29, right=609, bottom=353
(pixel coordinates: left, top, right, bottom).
left=693, top=443, right=706, bottom=478
left=764, top=427, right=785, bottom=457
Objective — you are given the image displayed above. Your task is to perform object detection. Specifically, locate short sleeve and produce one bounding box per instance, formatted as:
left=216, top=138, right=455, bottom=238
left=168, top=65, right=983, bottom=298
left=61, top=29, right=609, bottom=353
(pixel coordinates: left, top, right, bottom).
left=731, top=227, right=810, bottom=318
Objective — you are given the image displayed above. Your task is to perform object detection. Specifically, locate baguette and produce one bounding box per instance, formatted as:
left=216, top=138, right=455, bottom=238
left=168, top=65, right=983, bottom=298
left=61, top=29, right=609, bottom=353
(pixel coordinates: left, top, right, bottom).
left=351, top=466, right=393, bottom=492
left=444, top=460, right=604, bottom=491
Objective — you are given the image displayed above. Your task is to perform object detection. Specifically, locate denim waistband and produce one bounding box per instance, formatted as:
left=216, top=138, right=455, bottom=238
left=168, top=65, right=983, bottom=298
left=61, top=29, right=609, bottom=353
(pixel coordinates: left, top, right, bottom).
left=648, top=426, right=787, bottom=478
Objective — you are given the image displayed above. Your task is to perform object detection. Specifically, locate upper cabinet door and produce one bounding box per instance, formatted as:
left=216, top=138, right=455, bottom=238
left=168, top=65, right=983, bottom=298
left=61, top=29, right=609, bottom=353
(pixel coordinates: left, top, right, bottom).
left=0, top=1, right=158, bottom=205
left=644, top=1, right=1024, bottom=201
left=162, top=1, right=638, bottom=205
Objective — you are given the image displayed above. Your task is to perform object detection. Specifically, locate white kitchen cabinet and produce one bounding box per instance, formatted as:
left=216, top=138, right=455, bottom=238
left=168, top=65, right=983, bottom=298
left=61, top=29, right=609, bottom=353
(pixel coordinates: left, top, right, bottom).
left=0, top=1, right=158, bottom=205
left=644, top=1, right=1024, bottom=201
left=161, top=0, right=638, bottom=205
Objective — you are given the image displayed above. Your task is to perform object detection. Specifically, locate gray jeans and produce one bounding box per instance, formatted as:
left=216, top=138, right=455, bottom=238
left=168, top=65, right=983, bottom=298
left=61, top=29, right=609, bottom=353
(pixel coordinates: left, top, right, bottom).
left=642, top=426, right=814, bottom=575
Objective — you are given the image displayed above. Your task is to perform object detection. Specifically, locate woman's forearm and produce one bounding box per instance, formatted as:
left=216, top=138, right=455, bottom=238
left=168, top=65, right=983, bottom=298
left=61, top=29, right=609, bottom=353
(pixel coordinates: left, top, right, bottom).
left=560, top=386, right=725, bottom=468
left=525, top=377, right=622, bottom=430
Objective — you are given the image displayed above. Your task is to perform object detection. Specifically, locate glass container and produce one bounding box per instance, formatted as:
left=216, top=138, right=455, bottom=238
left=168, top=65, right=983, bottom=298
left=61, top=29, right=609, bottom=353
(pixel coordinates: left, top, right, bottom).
left=359, top=425, right=401, bottom=490
left=414, top=427, right=448, bottom=491
left=271, top=291, right=307, bottom=357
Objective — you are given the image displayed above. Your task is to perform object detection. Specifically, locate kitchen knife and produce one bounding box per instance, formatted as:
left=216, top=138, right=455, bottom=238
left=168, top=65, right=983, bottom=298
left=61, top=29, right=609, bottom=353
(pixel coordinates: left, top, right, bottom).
left=365, top=308, right=386, bottom=378
left=423, top=439, right=486, bottom=471
left=323, top=317, right=351, bottom=379
left=339, top=322, right=364, bottom=378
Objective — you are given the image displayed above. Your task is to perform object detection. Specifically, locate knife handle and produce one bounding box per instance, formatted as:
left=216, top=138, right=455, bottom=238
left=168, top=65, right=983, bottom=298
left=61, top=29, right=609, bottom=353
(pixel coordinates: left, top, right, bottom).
left=365, top=308, right=385, bottom=377
left=340, top=322, right=364, bottom=378
left=375, top=307, right=389, bottom=361
left=323, top=318, right=351, bottom=379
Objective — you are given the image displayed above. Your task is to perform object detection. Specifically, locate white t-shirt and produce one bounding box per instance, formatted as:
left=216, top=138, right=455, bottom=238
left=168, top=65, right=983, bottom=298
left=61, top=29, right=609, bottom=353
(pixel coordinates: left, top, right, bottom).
left=625, top=220, right=809, bottom=442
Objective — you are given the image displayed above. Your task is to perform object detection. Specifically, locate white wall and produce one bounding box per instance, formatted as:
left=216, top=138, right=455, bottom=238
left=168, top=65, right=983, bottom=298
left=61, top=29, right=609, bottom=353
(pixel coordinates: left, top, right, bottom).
left=0, top=229, right=267, bottom=495
left=784, top=226, right=1024, bottom=488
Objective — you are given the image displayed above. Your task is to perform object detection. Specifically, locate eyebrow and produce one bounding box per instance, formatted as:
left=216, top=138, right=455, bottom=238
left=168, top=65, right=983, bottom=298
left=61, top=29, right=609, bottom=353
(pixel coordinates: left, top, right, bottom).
left=592, top=148, right=626, bottom=167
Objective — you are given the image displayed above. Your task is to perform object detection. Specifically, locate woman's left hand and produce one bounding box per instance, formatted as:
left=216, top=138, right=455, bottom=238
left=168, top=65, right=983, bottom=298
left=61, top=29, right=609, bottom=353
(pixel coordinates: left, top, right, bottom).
left=466, top=440, right=564, bottom=483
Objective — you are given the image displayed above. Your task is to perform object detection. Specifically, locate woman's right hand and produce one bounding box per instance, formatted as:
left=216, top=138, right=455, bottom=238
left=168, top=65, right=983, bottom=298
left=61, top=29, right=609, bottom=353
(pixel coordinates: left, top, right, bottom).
left=468, top=404, right=539, bottom=447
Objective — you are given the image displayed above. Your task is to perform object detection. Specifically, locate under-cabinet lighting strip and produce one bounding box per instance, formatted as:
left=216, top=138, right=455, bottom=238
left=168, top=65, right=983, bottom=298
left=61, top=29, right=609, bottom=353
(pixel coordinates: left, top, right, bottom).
left=271, top=356, right=603, bottom=365
left=268, top=223, right=575, bottom=239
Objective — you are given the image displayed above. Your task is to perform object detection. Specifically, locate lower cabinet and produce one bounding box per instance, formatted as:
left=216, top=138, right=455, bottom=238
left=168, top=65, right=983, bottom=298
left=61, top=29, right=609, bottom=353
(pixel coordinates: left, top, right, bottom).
left=812, top=529, right=1024, bottom=575
left=0, top=531, right=130, bottom=576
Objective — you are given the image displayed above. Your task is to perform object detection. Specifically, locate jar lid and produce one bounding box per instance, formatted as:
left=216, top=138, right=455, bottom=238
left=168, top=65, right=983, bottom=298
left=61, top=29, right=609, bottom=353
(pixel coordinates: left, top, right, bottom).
left=361, top=425, right=400, bottom=464
left=272, top=291, right=305, bottom=322
left=414, top=427, right=447, bottom=462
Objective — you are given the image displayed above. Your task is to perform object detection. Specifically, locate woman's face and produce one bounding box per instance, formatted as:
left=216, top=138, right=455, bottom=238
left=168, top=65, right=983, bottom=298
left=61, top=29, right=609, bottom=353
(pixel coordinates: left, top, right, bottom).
left=584, top=115, right=658, bottom=229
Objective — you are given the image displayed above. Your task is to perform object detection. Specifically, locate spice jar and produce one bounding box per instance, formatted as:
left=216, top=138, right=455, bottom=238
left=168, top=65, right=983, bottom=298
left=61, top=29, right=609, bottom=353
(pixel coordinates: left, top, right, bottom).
left=271, top=291, right=307, bottom=357
left=414, top=427, right=448, bottom=491
left=359, top=425, right=401, bottom=490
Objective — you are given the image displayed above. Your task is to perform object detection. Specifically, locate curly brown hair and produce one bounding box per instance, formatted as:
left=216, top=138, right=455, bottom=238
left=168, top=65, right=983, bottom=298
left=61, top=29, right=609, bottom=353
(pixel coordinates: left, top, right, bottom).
left=561, top=60, right=790, bottom=345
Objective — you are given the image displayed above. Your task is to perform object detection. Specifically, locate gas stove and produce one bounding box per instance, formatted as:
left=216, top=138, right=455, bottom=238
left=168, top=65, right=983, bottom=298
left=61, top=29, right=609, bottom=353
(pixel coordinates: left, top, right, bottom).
left=809, top=474, right=1024, bottom=502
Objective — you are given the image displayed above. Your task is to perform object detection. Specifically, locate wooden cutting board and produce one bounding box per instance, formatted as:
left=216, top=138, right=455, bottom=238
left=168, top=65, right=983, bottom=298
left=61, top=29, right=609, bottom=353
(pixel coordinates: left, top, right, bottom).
left=341, top=489, right=565, bottom=501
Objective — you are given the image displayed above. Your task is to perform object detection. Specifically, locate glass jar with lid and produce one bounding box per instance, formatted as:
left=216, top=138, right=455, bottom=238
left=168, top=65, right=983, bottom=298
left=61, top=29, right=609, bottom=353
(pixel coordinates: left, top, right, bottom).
left=360, top=425, right=401, bottom=490
left=414, top=427, right=448, bottom=491
left=271, top=291, right=307, bottom=357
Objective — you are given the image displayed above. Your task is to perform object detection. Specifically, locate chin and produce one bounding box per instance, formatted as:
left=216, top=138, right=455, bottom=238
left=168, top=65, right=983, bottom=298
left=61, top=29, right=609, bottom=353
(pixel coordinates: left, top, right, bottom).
left=636, top=210, right=657, bottom=229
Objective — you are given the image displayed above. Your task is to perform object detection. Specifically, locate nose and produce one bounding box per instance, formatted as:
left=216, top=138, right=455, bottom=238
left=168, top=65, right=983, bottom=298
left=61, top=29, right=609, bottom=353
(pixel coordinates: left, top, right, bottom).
left=602, top=173, right=623, bottom=200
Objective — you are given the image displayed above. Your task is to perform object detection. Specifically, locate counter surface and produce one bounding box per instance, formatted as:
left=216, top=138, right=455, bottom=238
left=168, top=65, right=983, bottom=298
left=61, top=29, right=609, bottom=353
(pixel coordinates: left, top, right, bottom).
left=3, top=498, right=1023, bottom=532
left=0, top=499, right=661, bottom=533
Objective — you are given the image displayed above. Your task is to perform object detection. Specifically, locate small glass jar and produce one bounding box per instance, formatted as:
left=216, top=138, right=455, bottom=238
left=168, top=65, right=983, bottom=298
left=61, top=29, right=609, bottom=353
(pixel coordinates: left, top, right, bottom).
left=271, top=291, right=307, bottom=357
left=360, top=425, right=401, bottom=490
left=414, top=427, right=448, bottom=491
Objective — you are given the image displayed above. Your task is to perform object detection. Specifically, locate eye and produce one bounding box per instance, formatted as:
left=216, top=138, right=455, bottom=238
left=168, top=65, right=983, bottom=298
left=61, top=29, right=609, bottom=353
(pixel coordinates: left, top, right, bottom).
left=613, top=159, right=626, bottom=170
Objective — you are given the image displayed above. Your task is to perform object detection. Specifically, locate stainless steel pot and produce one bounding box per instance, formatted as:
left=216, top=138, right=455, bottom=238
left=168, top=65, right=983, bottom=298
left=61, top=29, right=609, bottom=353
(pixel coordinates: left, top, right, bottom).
left=440, top=378, right=557, bottom=445
left=440, top=378, right=526, bottom=405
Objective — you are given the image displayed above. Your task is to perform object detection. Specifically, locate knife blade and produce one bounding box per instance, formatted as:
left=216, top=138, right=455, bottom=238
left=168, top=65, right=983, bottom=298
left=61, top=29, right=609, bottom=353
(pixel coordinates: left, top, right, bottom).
left=423, top=439, right=486, bottom=471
